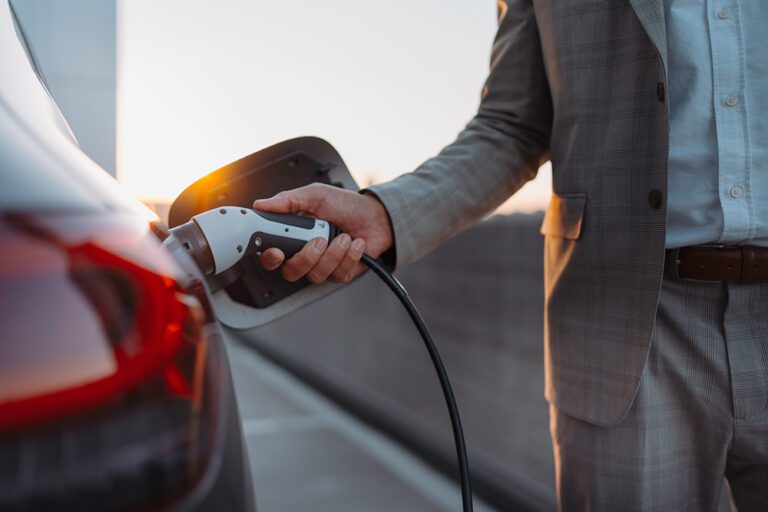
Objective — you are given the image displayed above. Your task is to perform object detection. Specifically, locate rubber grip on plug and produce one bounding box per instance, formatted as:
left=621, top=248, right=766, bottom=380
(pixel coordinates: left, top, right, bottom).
left=253, top=211, right=316, bottom=229
left=248, top=232, right=308, bottom=260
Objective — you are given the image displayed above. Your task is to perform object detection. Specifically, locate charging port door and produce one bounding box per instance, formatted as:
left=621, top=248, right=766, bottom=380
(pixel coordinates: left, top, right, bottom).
left=168, top=137, right=358, bottom=329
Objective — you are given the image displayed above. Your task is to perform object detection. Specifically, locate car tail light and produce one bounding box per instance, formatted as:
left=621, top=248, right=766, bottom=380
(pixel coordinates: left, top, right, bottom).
left=0, top=212, right=223, bottom=511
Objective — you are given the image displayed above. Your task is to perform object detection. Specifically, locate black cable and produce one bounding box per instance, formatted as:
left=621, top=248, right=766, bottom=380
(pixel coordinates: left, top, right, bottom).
left=361, top=253, right=473, bottom=512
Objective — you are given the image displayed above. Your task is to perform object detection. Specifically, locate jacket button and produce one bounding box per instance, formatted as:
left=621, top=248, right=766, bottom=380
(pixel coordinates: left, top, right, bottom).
left=656, top=82, right=665, bottom=102
left=648, top=189, right=663, bottom=209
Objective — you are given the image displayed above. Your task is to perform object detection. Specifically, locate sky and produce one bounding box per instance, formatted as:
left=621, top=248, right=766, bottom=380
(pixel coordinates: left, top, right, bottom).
left=117, top=0, right=551, bottom=213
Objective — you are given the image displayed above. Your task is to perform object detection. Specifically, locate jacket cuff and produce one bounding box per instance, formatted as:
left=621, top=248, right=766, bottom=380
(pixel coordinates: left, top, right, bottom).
left=360, top=182, right=415, bottom=270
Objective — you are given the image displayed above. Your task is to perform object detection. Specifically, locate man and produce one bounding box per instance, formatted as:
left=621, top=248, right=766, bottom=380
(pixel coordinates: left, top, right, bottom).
left=253, top=1, right=768, bottom=509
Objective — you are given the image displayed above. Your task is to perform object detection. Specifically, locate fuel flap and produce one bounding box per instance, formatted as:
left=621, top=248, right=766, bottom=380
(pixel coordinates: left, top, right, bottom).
left=168, top=137, right=358, bottom=329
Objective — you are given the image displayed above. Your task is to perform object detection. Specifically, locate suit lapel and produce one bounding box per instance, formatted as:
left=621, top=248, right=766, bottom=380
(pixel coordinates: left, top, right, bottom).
left=628, top=0, right=668, bottom=70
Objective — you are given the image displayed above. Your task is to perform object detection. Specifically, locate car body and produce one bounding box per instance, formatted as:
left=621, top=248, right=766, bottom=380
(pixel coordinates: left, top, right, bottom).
left=0, top=2, right=255, bottom=510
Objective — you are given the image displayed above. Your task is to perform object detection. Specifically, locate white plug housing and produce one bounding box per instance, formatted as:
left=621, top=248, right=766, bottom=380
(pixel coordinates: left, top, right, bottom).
left=192, top=206, right=331, bottom=274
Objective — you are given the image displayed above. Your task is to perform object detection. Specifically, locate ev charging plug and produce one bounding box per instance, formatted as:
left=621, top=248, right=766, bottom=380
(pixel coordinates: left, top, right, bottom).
left=169, top=206, right=338, bottom=276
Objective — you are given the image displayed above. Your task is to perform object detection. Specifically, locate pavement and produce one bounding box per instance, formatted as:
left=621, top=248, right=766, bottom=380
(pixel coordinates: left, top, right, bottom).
left=225, top=336, right=497, bottom=512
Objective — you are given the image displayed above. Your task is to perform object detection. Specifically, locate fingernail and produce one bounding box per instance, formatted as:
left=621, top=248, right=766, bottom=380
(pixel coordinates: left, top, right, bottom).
left=352, top=239, right=365, bottom=252
left=313, top=238, right=328, bottom=253
left=266, top=252, right=280, bottom=264
left=339, top=234, right=351, bottom=249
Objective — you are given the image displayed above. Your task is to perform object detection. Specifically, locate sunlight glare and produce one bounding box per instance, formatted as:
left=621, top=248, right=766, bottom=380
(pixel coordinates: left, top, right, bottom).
left=117, top=0, right=551, bottom=215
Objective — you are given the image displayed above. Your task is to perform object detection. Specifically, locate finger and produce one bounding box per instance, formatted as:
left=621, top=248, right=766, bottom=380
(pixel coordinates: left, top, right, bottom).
left=307, top=234, right=352, bottom=284
left=330, top=238, right=366, bottom=283
left=259, top=248, right=284, bottom=271
left=281, top=237, right=327, bottom=282
left=252, top=184, right=328, bottom=215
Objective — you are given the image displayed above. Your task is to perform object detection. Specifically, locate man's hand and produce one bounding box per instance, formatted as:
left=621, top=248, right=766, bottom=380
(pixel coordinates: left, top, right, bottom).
left=252, top=184, right=394, bottom=284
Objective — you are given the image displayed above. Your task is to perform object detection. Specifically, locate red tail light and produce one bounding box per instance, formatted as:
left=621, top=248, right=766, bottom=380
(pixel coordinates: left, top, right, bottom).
left=0, top=213, right=205, bottom=433
left=0, top=212, right=224, bottom=511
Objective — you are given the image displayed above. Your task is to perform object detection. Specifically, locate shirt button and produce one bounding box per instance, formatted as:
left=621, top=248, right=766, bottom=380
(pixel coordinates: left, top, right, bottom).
left=729, top=185, right=743, bottom=199
left=648, top=189, right=663, bottom=209
left=725, top=95, right=739, bottom=107
left=656, top=82, right=665, bottom=102
left=717, top=8, right=730, bottom=19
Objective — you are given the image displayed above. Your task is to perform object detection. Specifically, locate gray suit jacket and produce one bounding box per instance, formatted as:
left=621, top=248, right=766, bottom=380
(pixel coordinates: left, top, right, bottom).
left=367, top=0, right=669, bottom=426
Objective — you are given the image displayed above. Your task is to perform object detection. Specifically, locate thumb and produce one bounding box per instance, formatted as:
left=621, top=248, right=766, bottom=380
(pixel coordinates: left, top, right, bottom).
left=252, top=185, right=325, bottom=214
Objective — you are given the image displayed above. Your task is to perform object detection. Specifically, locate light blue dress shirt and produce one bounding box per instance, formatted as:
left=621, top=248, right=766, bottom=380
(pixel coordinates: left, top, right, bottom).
left=664, top=0, right=768, bottom=248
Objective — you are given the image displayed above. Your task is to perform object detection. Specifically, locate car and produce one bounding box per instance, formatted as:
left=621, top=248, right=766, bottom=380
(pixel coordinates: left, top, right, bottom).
left=0, top=1, right=255, bottom=510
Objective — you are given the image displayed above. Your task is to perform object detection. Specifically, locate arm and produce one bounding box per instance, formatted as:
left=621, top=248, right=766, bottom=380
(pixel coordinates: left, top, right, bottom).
left=366, top=0, right=552, bottom=267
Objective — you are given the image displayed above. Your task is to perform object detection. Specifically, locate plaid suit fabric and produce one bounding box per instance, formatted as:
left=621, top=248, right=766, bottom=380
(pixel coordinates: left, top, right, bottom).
left=367, top=0, right=670, bottom=425
left=550, top=277, right=768, bottom=511
left=722, top=283, right=768, bottom=511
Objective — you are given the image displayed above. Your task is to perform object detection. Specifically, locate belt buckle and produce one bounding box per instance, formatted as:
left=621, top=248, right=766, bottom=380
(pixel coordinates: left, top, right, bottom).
left=668, top=244, right=727, bottom=282
left=667, top=247, right=681, bottom=279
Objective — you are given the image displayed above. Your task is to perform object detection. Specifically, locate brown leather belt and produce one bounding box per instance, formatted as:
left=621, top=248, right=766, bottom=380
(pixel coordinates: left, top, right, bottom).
left=665, top=245, right=768, bottom=283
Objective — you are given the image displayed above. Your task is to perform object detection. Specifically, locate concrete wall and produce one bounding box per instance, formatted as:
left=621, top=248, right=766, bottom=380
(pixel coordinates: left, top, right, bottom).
left=11, top=0, right=116, bottom=175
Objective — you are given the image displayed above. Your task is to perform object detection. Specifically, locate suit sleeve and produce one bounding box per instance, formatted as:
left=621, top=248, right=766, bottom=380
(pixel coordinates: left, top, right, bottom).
left=365, top=0, right=552, bottom=268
